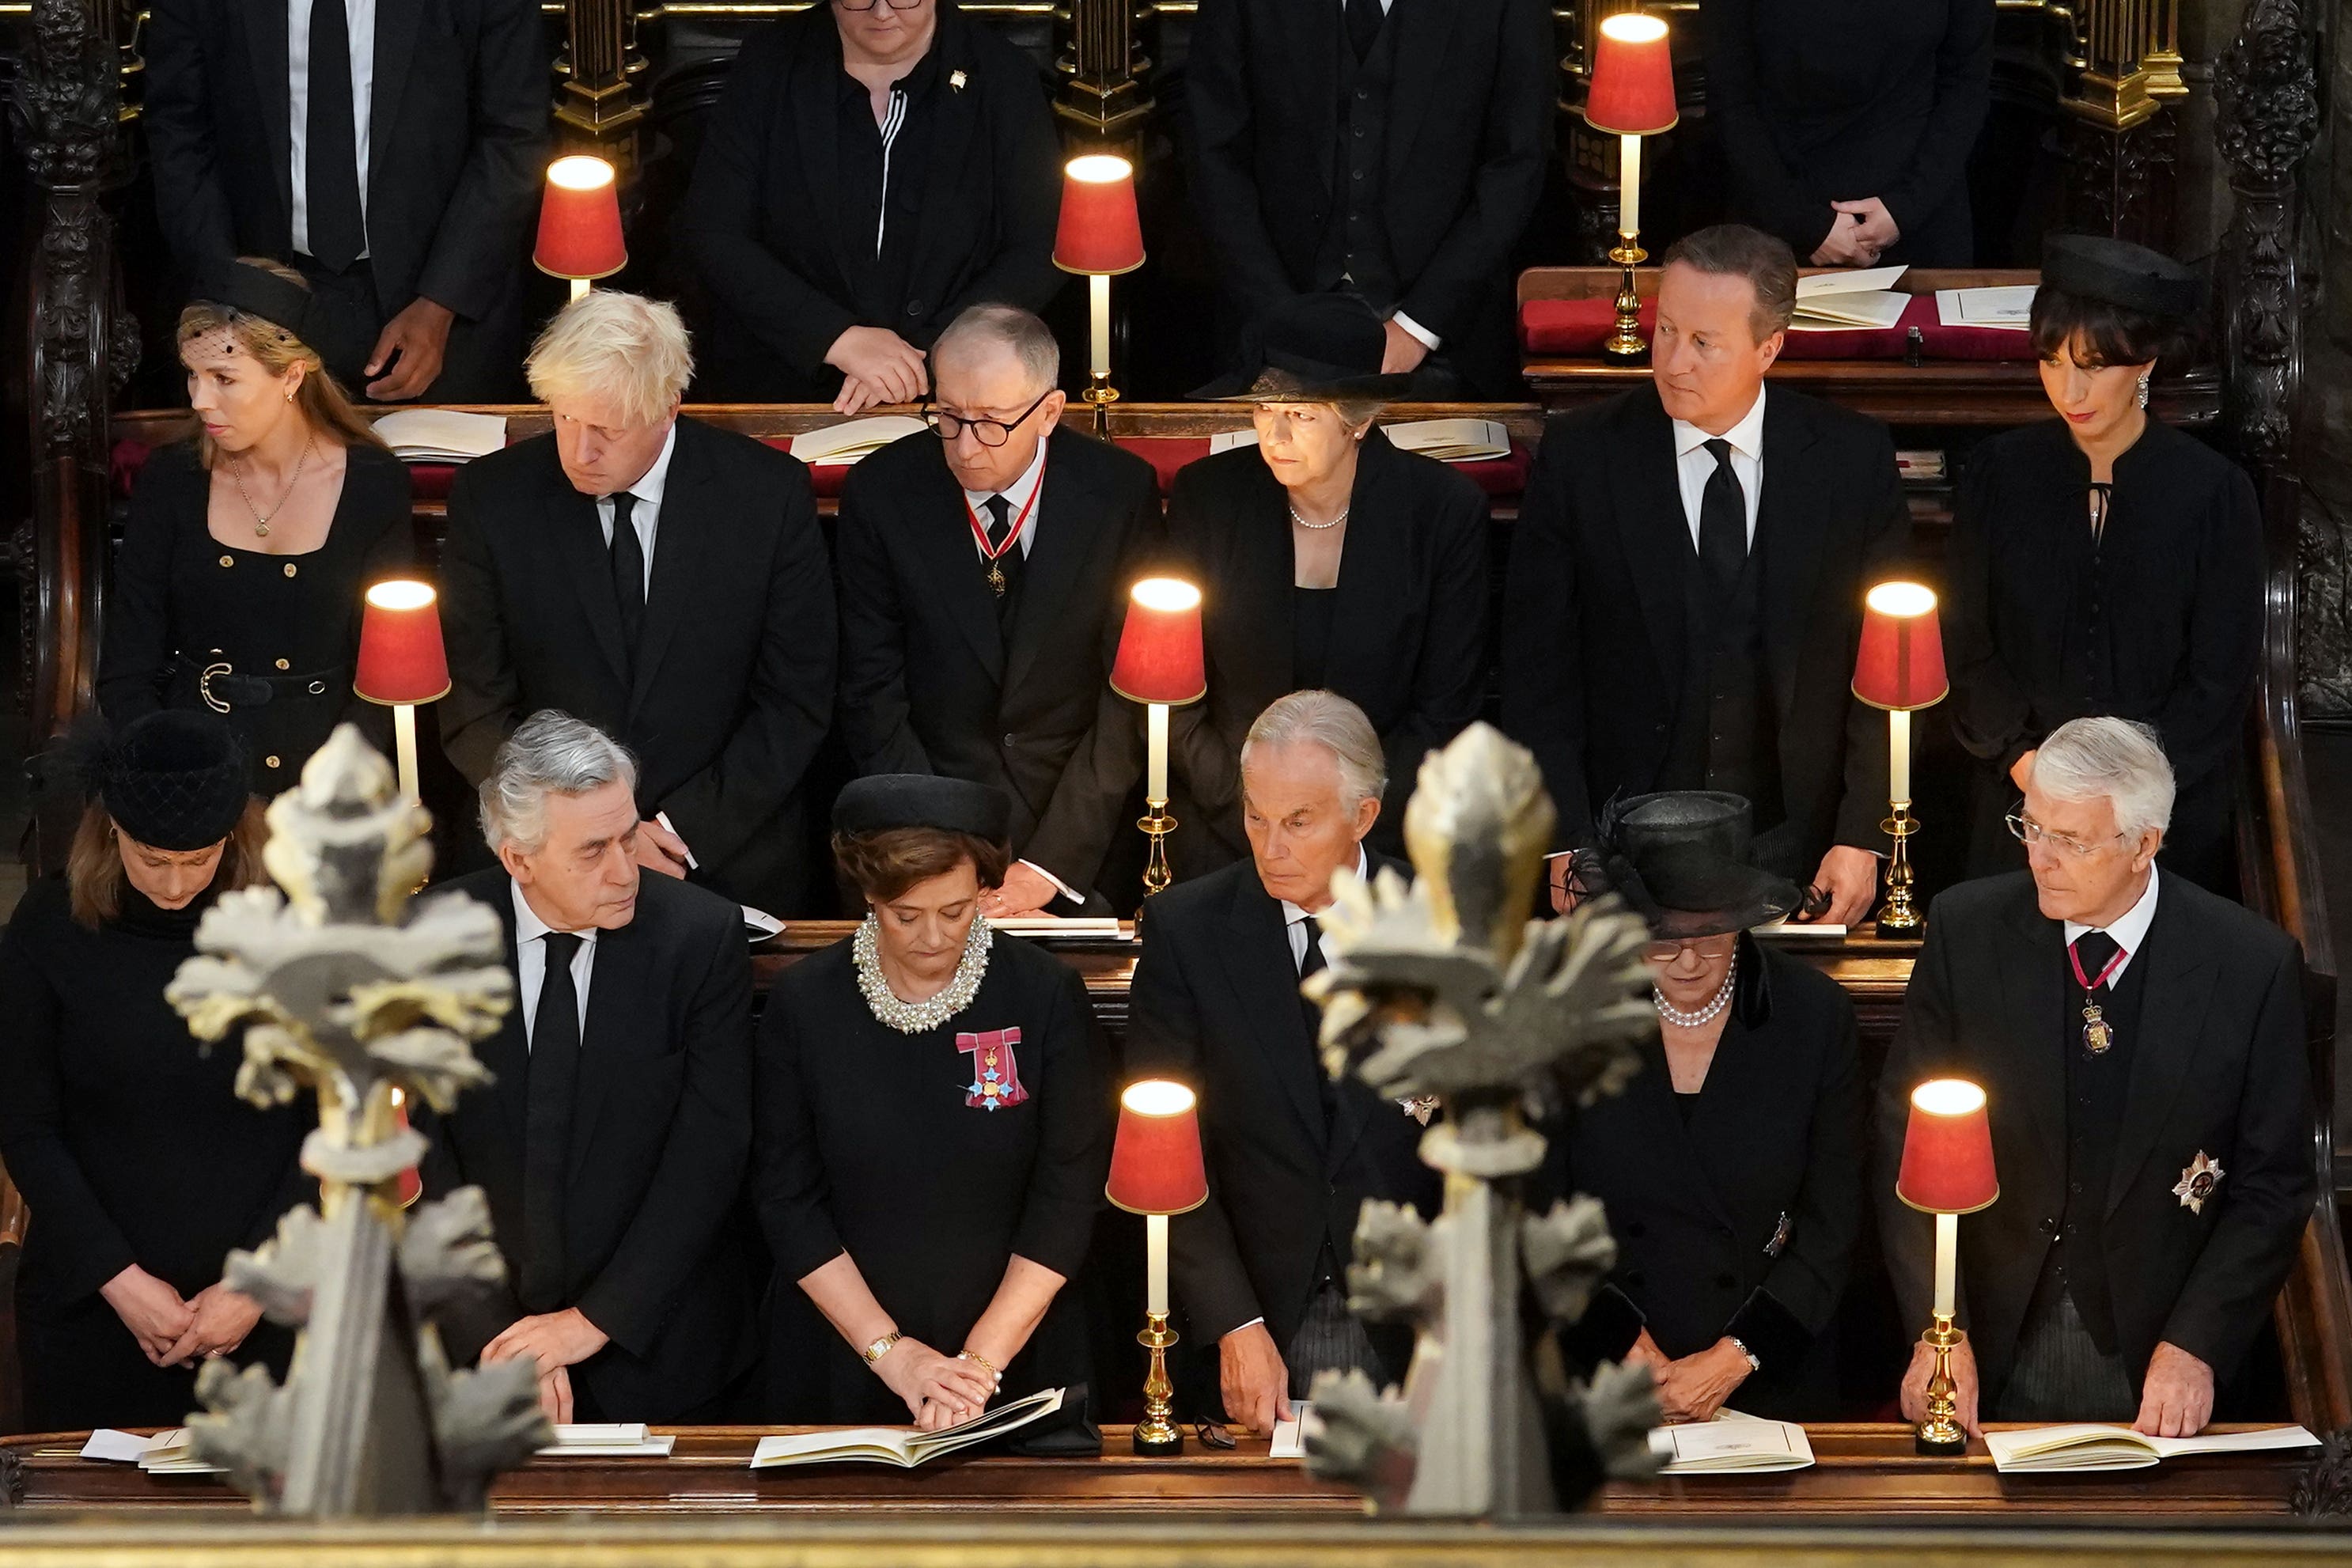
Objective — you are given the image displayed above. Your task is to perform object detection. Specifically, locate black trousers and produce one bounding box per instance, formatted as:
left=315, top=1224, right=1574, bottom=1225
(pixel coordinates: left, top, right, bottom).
left=293, top=254, right=527, bottom=403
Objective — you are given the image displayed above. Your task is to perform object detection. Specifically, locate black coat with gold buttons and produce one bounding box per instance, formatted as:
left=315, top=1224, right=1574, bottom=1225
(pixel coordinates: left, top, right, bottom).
left=98, top=439, right=415, bottom=792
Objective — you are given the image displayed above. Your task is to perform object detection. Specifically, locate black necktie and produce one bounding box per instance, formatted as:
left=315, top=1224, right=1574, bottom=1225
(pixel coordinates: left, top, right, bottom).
left=1294, top=920, right=1338, bottom=1127
left=608, top=491, right=646, bottom=652
left=1345, top=0, right=1385, bottom=61
left=305, top=0, right=365, bottom=272
left=522, top=931, right=585, bottom=1313
left=2071, top=930, right=2122, bottom=993
left=1698, top=437, right=1748, bottom=601
left=985, top=494, right=1024, bottom=619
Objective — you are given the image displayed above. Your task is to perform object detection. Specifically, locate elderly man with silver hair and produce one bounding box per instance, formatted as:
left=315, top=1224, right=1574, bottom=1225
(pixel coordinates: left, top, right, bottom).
left=835, top=302, right=1163, bottom=915
left=426, top=710, right=759, bottom=1426
left=1127, top=689, right=1441, bottom=1435
left=1877, top=715, right=2312, bottom=1437
left=440, top=288, right=835, bottom=915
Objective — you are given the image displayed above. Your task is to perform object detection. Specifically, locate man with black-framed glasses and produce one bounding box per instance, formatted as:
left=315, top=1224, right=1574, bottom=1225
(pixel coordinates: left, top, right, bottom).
left=1876, top=716, right=2311, bottom=1441
left=836, top=305, right=1163, bottom=914
left=679, top=0, right=1062, bottom=408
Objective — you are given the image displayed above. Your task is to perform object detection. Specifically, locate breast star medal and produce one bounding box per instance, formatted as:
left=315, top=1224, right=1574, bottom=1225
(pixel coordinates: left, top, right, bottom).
left=2069, top=938, right=2128, bottom=1055
left=956, top=1027, right=1029, bottom=1111
left=1397, top=1095, right=1439, bottom=1126
left=2172, top=1151, right=2225, bottom=1214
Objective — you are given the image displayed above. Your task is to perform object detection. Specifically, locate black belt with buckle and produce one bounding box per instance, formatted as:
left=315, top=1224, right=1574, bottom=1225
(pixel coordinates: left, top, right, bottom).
left=173, top=653, right=343, bottom=713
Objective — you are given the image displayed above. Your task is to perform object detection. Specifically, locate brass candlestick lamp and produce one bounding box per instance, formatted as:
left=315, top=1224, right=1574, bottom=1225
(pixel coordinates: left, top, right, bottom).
left=1109, top=579, right=1206, bottom=901
left=1055, top=155, right=1146, bottom=437
left=1107, top=1081, right=1210, bottom=1456
left=1851, top=581, right=1949, bottom=934
left=1896, top=1078, right=1998, bottom=1456
left=1582, top=14, right=1678, bottom=362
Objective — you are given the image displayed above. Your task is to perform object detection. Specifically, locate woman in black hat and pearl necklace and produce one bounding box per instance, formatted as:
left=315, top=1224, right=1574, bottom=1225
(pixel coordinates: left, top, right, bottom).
left=98, top=258, right=415, bottom=795
left=752, top=775, right=1112, bottom=1426
left=1945, top=234, right=2262, bottom=892
left=1555, top=791, right=1865, bottom=1422
left=0, top=711, right=309, bottom=1430
left=1162, top=294, right=1490, bottom=871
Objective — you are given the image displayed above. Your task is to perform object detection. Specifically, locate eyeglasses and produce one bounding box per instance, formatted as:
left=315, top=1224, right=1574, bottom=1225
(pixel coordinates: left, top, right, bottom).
left=2005, top=811, right=2127, bottom=859
left=1642, top=937, right=1737, bottom=964
left=924, top=388, right=1054, bottom=448
left=834, top=0, right=924, bottom=12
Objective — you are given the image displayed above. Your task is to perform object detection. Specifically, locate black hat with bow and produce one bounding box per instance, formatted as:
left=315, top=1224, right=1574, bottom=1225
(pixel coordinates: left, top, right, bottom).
left=1569, top=791, right=1801, bottom=941
left=1191, top=293, right=1412, bottom=402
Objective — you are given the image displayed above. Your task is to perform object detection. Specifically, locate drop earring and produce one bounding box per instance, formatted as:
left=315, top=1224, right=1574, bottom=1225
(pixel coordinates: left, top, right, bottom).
left=2135, top=373, right=2150, bottom=411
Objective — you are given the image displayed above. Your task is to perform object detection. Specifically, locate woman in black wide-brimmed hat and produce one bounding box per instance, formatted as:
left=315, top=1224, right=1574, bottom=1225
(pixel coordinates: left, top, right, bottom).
left=1945, top=234, right=2261, bottom=893
left=1555, top=791, right=1864, bottom=1423
left=0, top=710, right=310, bottom=1431
left=1163, top=293, right=1490, bottom=873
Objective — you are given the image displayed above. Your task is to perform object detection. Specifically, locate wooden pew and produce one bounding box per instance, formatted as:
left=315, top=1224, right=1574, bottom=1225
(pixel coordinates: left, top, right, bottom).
left=1515, top=267, right=2221, bottom=430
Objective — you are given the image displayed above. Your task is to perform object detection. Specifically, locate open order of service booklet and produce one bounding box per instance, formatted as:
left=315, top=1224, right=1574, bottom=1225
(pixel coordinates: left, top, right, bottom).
left=751, top=1386, right=1064, bottom=1470
left=1647, top=1412, right=1816, bottom=1474
left=1790, top=266, right=1912, bottom=332
left=1984, top=1423, right=2318, bottom=1474
left=537, top=1422, right=676, bottom=1458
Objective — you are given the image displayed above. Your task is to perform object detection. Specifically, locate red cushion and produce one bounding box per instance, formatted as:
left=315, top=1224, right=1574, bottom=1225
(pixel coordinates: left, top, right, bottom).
left=759, top=435, right=856, bottom=498
left=1522, top=292, right=2032, bottom=362
left=112, top=437, right=153, bottom=499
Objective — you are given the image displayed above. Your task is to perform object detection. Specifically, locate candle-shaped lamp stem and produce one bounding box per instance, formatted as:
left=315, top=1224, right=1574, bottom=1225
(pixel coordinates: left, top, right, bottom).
left=392, top=703, right=420, bottom=805
left=1889, top=706, right=1912, bottom=807
left=1147, top=701, right=1169, bottom=805
left=1932, top=1210, right=1956, bottom=1320
left=1146, top=1212, right=1169, bottom=1317
left=1089, top=274, right=1112, bottom=381
left=1618, top=133, right=1642, bottom=242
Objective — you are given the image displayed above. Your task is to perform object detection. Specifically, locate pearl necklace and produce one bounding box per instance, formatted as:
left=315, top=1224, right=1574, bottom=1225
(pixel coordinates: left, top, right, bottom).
left=1288, top=502, right=1348, bottom=531
left=1653, top=953, right=1737, bottom=1029
left=853, top=912, right=993, bottom=1034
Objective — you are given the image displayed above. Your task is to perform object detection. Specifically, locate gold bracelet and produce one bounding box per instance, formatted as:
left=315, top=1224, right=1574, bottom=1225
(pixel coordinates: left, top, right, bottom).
left=958, top=1348, right=1000, bottom=1378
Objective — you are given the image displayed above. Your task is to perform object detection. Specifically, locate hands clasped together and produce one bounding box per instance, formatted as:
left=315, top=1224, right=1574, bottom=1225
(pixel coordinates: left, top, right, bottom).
left=873, top=1336, right=1002, bottom=1432
left=102, top=1264, right=263, bottom=1368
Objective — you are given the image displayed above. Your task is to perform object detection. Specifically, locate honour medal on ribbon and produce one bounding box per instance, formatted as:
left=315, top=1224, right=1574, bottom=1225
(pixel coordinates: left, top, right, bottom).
left=2070, top=937, right=2128, bottom=1056
left=956, top=1027, right=1029, bottom=1111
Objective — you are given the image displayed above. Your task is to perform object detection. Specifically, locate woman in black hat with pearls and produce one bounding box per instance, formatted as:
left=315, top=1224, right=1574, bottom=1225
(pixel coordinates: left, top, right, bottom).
left=752, top=775, right=1112, bottom=1427
left=1945, top=235, right=2262, bottom=892
left=0, top=710, right=309, bottom=1430
left=1555, top=791, right=1864, bottom=1422
left=98, top=258, right=415, bottom=795
left=1164, top=294, right=1490, bottom=872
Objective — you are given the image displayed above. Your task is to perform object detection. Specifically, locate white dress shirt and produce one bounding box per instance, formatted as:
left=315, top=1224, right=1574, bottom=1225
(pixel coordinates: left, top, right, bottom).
left=597, top=421, right=679, bottom=598
left=512, top=881, right=599, bottom=1052
left=2063, top=865, right=2161, bottom=985
left=1670, top=384, right=1767, bottom=551
left=961, top=433, right=1049, bottom=559
left=1282, top=846, right=1373, bottom=971
left=288, top=0, right=377, bottom=259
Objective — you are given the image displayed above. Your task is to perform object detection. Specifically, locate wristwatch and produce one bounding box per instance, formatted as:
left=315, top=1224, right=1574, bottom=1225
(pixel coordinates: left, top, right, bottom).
left=862, top=1331, right=903, bottom=1365
left=1727, top=1335, right=1761, bottom=1373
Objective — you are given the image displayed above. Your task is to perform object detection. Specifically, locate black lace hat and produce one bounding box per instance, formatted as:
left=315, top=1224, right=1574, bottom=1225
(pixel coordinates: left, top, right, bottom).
left=190, top=259, right=366, bottom=383
left=97, top=710, right=252, bottom=850
left=1192, top=292, right=1412, bottom=402
left=1569, top=791, right=1800, bottom=941
left=833, top=774, right=1013, bottom=843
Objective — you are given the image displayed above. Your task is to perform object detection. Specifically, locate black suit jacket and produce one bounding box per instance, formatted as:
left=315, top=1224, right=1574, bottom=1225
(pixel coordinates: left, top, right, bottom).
left=422, top=868, right=759, bottom=1421
left=1501, top=383, right=1903, bottom=861
left=678, top=2, right=1063, bottom=397
left=1185, top=0, right=1554, bottom=392
left=1559, top=940, right=1863, bottom=1418
left=1875, top=871, right=2315, bottom=1407
left=837, top=430, right=1163, bottom=896
left=1164, top=432, right=1490, bottom=864
left=1124, top=851, right=1441, bottom=1356
left=143, top=0, right=547, bottom=322
left=439, top=418, right=837, bottom=915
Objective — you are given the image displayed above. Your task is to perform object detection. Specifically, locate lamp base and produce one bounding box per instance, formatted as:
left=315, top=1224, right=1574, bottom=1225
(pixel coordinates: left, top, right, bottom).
left=1880, top=801, right=1922, bottom=934
left=1915, top=1313, right=1968, bottom=1454
left=1603, top=240, right=1649, bottom=362
left=1138, top=799, right=1176, bottom=900
left=1083, top=374, right=1120, bottom=438
left=1134, top=1313, right=1182, bottom=1456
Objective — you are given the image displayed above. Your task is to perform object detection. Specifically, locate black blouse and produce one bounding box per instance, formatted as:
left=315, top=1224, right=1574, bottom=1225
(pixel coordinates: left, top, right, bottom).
left=97, top=441, right=417, bottom=793
left=752, top=930, right=1112, bottom=1422
left=0, top=876, right=310, bottom=1430
left=1701, top=0, right=1994, bottom=264
left=1945, top=417, right=2263, bottom=793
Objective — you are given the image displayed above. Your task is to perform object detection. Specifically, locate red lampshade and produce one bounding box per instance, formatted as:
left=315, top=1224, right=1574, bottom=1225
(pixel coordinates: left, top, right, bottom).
left=354, top=580, right=451, bottom=705
left=1584, top=13, right=1678, bottom=136
left=1107, top=1080, right=1209, bottom=1216
left=1896, top=1079, right=1999, bottom=1215
left=1111, top=578, right=1206, bottom=705
left=1852, top=580, right=1950, bottom=710
left=535, top=155, right=627, bottom=282
left=1055, top=154, right=1146, bottom=276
